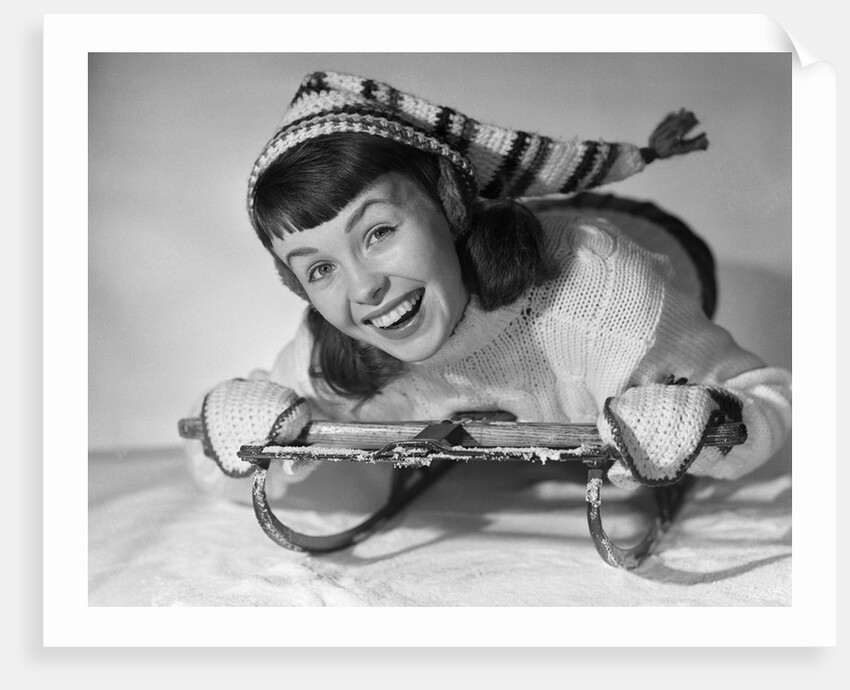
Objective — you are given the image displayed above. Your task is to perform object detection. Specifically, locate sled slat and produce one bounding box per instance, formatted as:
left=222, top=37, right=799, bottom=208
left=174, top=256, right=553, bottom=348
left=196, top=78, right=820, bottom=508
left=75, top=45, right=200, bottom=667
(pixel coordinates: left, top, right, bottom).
left=178, top=417, right=746, bottom=451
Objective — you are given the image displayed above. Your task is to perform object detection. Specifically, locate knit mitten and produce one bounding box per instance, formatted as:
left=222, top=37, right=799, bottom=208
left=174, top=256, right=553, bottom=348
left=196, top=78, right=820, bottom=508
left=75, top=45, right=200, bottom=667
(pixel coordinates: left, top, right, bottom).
left=200, top=378, right=310, bottom=478
left=597, top=379, right=742, bottom=490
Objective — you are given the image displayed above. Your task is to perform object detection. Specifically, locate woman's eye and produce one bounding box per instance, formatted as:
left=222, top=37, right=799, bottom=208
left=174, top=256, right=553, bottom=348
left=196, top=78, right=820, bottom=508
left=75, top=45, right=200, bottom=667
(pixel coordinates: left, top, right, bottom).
left=367, top=224, right=395, bottom=246
left=307, top=262, right=334, bottom=282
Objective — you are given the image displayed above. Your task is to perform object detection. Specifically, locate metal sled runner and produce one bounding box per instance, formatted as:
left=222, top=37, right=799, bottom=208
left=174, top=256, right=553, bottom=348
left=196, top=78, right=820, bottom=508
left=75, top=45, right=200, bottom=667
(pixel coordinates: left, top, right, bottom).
left=178, top=413, right=747, bottom=569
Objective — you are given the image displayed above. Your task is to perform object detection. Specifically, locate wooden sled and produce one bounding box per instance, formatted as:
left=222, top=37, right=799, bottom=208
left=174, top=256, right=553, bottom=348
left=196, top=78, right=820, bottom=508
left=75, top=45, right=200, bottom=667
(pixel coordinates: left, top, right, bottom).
left=178, top=412, right=746, bottom=569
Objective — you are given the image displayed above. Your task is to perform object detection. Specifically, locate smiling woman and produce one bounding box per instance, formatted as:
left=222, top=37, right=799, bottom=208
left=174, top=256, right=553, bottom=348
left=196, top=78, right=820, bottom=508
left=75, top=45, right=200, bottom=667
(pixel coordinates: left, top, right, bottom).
left=190, top=68, right=791, bottom=510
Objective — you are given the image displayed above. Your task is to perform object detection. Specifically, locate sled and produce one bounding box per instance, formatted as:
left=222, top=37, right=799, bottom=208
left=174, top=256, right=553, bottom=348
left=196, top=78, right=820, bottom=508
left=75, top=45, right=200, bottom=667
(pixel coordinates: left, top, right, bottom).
left=178, top=412, right=747, bottom=569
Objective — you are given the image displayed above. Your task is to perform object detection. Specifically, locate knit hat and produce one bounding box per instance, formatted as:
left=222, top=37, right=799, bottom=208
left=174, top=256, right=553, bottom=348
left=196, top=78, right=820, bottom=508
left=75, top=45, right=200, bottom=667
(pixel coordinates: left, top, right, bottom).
left=247, top=70, right=707, bottom=295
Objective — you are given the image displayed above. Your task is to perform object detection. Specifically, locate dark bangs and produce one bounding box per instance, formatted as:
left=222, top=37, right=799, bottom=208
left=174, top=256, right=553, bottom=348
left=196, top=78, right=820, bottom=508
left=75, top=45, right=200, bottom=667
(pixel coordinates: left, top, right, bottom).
left=252, top=133, right=443, bottom=250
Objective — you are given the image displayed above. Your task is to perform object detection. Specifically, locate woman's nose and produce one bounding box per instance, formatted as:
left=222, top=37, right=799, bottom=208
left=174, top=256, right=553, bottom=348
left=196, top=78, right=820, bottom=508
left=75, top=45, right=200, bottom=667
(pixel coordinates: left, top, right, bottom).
left=347, top=268, right=389, bottom=305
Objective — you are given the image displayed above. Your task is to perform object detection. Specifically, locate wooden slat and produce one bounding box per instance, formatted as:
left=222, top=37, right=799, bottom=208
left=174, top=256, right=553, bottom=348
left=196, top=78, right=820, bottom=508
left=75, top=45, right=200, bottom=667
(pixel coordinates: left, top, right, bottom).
left=178, top=417, right=747, bottom=450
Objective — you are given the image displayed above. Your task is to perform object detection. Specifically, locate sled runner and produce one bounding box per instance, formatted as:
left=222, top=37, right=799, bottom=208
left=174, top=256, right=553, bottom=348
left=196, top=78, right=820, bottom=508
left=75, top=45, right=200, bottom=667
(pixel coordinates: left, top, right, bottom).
left=178, top=413, right=746, bottom=569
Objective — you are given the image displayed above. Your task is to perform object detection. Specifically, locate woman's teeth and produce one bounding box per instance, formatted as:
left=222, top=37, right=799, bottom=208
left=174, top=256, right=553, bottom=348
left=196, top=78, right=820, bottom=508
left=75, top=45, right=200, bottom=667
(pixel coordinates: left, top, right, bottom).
left=370, top=290, right=424, bottom=329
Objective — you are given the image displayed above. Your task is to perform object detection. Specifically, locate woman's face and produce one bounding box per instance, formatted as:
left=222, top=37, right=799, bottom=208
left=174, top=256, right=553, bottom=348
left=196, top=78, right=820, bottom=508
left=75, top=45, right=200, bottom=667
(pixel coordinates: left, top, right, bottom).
left=273, top=173, right=469, bottom=362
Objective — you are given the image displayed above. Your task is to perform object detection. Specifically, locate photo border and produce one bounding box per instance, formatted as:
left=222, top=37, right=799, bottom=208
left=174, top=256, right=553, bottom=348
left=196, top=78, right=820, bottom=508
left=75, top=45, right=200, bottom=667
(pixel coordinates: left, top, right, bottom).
left=44, top=13, right=835, bottom=647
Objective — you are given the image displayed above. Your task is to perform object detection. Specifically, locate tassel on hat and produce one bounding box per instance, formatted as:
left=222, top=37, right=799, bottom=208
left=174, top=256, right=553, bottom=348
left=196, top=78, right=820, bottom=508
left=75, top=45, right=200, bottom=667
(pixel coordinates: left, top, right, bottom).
left=641, top=108, right=709, bottom=164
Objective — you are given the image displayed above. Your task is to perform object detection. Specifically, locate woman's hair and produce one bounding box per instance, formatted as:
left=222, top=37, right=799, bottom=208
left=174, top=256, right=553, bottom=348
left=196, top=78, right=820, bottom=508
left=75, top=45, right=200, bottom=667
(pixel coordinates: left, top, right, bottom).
left=252, top=133, right=552, bottom=400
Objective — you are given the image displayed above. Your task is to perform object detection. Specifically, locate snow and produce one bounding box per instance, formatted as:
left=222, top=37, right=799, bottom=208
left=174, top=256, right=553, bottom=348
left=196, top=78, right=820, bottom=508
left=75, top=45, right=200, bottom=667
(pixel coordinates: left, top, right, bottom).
left=88, top=439, right=791, bottom=607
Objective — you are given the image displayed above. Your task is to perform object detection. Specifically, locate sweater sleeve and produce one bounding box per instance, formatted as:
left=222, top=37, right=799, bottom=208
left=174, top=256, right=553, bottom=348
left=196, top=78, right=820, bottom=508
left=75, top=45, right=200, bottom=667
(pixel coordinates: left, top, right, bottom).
left=551, top=218, right=790, bottom=481
left=627, top=280, right=792, bottom=480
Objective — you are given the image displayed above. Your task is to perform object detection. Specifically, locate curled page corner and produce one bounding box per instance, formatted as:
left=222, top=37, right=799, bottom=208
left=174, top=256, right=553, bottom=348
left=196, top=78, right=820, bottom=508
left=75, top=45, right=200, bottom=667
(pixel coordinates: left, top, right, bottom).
left=766, top=16, right=828, bottom=69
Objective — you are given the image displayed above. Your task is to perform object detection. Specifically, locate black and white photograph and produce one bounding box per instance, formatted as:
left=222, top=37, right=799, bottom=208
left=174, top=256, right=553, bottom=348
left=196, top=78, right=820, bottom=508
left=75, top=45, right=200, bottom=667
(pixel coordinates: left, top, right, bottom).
left=86, top=48, right=794, bottom=608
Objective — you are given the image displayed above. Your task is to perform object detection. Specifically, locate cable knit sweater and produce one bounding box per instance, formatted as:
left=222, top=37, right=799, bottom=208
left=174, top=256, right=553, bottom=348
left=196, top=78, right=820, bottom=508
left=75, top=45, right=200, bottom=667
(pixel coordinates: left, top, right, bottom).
left=267, top=201, right=791, bottom=481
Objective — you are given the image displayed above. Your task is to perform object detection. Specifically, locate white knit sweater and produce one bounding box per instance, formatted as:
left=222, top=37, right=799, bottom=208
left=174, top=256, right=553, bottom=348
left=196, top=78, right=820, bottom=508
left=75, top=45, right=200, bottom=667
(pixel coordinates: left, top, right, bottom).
left=268, top=202, right=792, bottom=481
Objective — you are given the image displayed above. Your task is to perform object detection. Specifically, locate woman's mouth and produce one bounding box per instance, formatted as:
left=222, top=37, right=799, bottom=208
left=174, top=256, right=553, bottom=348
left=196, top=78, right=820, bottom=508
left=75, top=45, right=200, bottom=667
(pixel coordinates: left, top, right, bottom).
left=366, top=289, right=425, bottom=330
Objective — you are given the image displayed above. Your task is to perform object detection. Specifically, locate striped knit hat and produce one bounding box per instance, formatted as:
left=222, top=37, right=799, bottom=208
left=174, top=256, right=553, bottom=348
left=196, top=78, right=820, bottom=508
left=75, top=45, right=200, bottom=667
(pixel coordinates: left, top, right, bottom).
left=249, top=70, right=710, bottom=208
